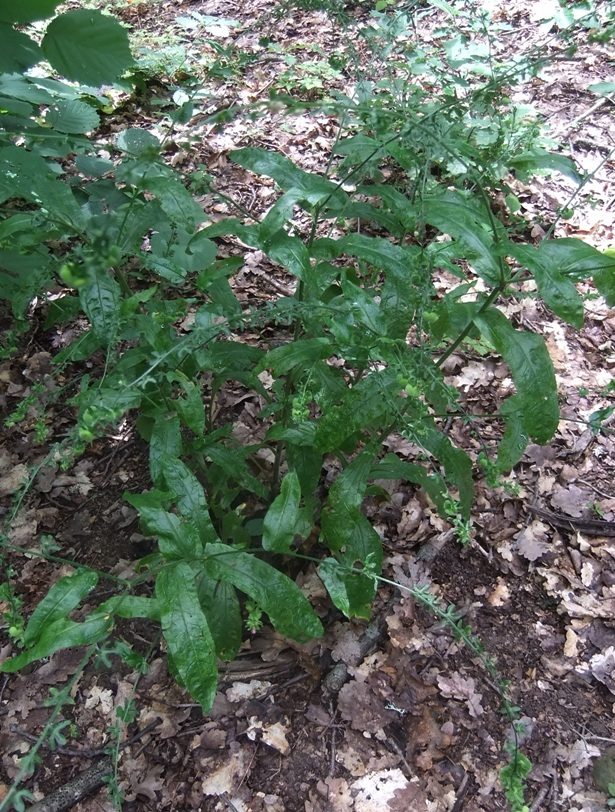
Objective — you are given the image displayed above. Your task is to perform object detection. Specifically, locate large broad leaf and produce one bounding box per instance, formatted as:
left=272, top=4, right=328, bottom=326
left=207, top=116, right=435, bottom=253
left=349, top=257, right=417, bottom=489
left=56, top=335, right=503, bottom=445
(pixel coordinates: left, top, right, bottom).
left=46, top=99, right=99, bottom=134
left=509, top=243, right=584, bottom=327
left=262, top=471, right=301, bottom=553
left=0, top=24, right=41, bottom=72
left=529, top=238, right=615, bottom=307
left=156, top=563, right=218, bottom=713
left=475, top=307, right=559, bottom=444
left=79, top=271, right=121, bottom=346
left=22, top=571, right=98, bottom=646
left=321, top=451, right=375, bottom=551
left=203, top=544, right=323, bottom=642
left=264, top=231, right=312, bottom=280
left=42, top=9, right=133, bottom=87
left=422, top=191, right=503, bottom=286
left=0, top=0, right=61, bottom=23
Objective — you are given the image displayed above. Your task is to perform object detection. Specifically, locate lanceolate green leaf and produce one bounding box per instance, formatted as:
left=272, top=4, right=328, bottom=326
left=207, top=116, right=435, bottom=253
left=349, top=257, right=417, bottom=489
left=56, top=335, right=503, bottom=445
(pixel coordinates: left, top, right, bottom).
left=203, top=544, right=323, bottom=642
left=22, top=570, right=98, bottom=646
left=160, top=454, right=219, bottom=543
left=79, top=271, right=121, bottom=346
left=98, top=595, right=161, bottom=621
left=156, top=563, right=218, bottom=713
left=497, top=395, right=528, bottom=472
left=508, top=149, right=583, bottom=184
left=475, top=307, right=559, bottom=444
left=1, top=614, right=113, bottom=673
left=371, top=455, right=449, bottom=517
left=42, top=9, right=133, bottom=87
left=197, top=576, right=242, bottom=662
left=262, top=471, right=301, bottom=552
left=420, top=426, right=474, bottom=520
left=422, top=191, right=503, bottom=286
left=149, top=414, right=183, bottom=487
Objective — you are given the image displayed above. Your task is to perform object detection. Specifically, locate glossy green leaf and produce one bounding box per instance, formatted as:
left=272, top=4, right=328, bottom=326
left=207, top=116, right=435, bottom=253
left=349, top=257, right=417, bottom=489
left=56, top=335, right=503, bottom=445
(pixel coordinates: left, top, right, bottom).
left=264, top=231, right=311, bottom=280
left=262, top=472, right=301, bottom=553
left=138, top=507, right=203, bottom=560
left=475, top=307, right=558, bottom=444
left=23, top=570, right=98, bottom=646
left=230, top=147, right=345, bottom=206
left=160, top=454, right=218, bottom=543
left=42, top=10, right=133, bottom=87
left=1, top=614, right=113, bottom=673
left=156, top=563, right=218, bottom=712
left=79, top=272, right=121, bottom=346
left=320, top=451, right=375, bottom=551
left=203, top=544, right=323, bottom=642
left=197, top=575, right=242, bottom=662
left=422, top=192, right=503, bottom=285
left=286, top=444, right=323, bottom=497
left=420, top=425, right=474, bottom=520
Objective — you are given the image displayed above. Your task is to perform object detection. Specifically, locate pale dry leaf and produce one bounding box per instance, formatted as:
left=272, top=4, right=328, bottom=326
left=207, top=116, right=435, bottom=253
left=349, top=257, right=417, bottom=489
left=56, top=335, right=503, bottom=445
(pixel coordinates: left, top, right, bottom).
left=515, top=522, right=550, bottom=561
left=351, top=769, right=409, bottom=812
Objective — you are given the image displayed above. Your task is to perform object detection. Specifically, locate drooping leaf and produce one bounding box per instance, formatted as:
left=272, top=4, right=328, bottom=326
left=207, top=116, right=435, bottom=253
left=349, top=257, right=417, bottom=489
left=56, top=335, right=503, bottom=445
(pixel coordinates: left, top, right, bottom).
left=508, top=148, right=583, bottom=183
left=42, top=10, right=134, bottom=87
left=203, top=544, right=323, bottom=642
left=262, top=472, right=301, bottom=553
left=22, top=570, right=98, bottom=646
left=319, top=557, right=376, bottom=620
left=509, top=243, right=584, bottom=327
left=420, top=425, right=474, bottom=520
left=371, top=455, right=449, bottom=517
left=156, top=563, right=218, bottom=712
left=475, top=307, right=559, bottom=444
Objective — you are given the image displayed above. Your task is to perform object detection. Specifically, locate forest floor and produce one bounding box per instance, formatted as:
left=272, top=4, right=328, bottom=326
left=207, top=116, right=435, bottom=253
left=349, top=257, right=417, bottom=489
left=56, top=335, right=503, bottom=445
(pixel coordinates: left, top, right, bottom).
left=1, top=0, right=615, bottom=810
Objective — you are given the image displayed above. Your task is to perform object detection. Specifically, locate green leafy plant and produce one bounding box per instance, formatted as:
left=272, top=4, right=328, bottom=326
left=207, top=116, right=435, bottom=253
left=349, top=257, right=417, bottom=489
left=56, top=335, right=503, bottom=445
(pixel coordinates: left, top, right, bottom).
left=1, top=11, right=614, bottom=812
